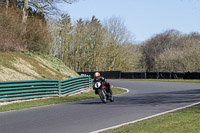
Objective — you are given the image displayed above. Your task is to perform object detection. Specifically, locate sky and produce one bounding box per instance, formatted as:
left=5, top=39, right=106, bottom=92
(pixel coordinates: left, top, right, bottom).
left=58, top=0, right=200, bottom=43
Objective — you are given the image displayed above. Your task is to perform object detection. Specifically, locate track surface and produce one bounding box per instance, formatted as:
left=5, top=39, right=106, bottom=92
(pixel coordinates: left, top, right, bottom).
left=0, top=81, right=200, bottom=133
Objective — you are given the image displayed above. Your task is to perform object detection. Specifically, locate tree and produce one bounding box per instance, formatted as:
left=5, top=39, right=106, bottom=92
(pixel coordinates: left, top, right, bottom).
left=22, top=0, right=78, bottom=23
left=103, top=16, right=131, bottom=45
left=103, top=17, right=133, bottom=71
left=49, top=16, right=139, bottom=72
left=141, top=29, right=182, bottom=71
left=154, top=32, right=200, bottom=72
left=22, top=0, right=28, bottom=23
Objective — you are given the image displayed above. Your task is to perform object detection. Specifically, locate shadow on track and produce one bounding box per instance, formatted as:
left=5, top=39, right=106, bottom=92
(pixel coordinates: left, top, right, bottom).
left=115, top=89, right=200, bottom=106
left=76, top=101, right=103, bottom=104
left=76, top=89, right=200, bottom=106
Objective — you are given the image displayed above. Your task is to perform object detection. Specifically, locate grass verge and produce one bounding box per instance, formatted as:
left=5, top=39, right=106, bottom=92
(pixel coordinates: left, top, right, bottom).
left=0, top=87, right=126, bottom=112
left=102, top=104, right=200, bottom=133
left=110, top=79, right=200, bottom=83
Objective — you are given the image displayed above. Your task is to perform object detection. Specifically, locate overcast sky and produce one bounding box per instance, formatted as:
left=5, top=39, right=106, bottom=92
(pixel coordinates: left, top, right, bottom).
left=58, top=0, right=200, bottom=43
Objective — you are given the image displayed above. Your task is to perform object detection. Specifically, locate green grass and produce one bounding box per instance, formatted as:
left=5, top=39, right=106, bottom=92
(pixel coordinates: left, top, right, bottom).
left=102, top=79, right=200, bottom=133
left=102, top=104, right=200, bottom=133
left=0, top=88, right=126, bottom=112
left=110, top=79, right=200, bottom=83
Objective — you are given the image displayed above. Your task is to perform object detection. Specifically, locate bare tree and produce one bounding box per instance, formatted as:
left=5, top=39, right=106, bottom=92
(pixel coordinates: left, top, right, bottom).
left=141, top=29, right=182, bottom=71
left=141, top=30, right=200, bottom=72
left=103, top=17, right=134, bottom=71
left=103, top=16, right=132, bottom=45
left=22, top=0, right=78, bottom=23
left=49, top=16, right=140, bottom=72
left=22, top=0, right=28, bottom=23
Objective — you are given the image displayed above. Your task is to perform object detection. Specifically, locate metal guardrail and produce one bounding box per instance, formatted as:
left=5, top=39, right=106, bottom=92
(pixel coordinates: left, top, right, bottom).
left=0, top=76, right=91, bottom=102
left=59, top=76, right=91, bottom=96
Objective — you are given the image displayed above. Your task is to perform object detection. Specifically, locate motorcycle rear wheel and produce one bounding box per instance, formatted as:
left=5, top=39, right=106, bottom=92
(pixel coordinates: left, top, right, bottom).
left=109, top=89, right=114, bottom=102
left=110, top=95, right=114, bottom=102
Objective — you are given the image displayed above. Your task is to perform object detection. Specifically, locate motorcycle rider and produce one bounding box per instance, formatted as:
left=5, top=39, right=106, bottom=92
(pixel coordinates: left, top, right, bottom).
left=92, top=72, right=112, bottom=95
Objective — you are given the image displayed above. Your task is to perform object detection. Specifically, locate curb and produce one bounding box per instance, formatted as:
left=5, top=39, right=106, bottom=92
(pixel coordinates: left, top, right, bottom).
left=114, top=87, right=130, bottom=96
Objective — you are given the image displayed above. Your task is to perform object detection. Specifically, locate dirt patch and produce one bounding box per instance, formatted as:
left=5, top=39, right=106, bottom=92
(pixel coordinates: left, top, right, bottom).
left=35, top=57, right=58, bottom=75
left=0, top=66, right=35, bottom=81
left=12, top=57, right=41, bottom=78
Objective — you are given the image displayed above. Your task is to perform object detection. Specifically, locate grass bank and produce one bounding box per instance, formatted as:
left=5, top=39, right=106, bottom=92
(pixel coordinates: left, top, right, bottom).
left=0, top=87, right=126, bottom=112
left=102, top=104, right=200, bottom=133
left=0, top=51, right=79, bottom=81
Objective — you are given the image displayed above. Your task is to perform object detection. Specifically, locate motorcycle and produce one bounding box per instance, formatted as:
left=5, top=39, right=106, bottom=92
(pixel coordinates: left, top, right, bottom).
left=93, top=80, right=114, bottom=103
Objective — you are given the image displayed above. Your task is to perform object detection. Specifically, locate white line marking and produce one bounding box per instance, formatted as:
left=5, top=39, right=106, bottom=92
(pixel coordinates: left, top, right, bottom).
left=91, top=99, right=200, bottom=133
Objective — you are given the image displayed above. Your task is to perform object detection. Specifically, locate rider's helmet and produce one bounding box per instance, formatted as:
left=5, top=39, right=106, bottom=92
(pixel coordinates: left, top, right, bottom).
left=94, top=72, right=100, bottom=78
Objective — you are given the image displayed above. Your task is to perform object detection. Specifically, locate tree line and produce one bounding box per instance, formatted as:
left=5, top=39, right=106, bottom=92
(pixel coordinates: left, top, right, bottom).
left=0, top=1, right=199, bottom=72
left=141, top=30, right=200, bottom=72
left=48, top=15, right=140, bottom=72
left=0, top=0, right=76, bottom=52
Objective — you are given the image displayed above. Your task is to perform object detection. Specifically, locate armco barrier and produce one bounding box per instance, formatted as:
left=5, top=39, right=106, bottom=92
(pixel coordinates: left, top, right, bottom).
left=59, top=76, right=91, bottom=96
left=0, top=76, right=91, bottom=102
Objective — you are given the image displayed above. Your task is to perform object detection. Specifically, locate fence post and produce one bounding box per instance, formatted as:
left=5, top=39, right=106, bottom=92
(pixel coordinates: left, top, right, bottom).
left=58, top=80, right=61, bottom=97
left=88, top=76, right=91, bottom=89
left=145, top=72, right=147, bottom=79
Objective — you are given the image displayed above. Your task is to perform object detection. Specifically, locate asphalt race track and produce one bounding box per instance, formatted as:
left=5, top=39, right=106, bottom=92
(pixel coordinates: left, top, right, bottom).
left=0, top=80, right=200, bottom=133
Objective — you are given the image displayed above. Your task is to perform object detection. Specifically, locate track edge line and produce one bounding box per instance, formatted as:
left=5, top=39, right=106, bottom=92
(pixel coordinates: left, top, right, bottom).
left=90, top=101, right=200, bottom=133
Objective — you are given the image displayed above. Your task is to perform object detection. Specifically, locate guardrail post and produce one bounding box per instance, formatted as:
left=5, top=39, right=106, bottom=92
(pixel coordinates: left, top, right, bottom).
left=88, top=76, right=91, bottom=89
left=58, top=80, right=61, bottom=97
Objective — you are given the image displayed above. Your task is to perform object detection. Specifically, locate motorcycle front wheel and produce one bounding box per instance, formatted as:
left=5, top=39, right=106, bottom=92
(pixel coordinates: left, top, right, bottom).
left=98, top=89, right=107, bottom=103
